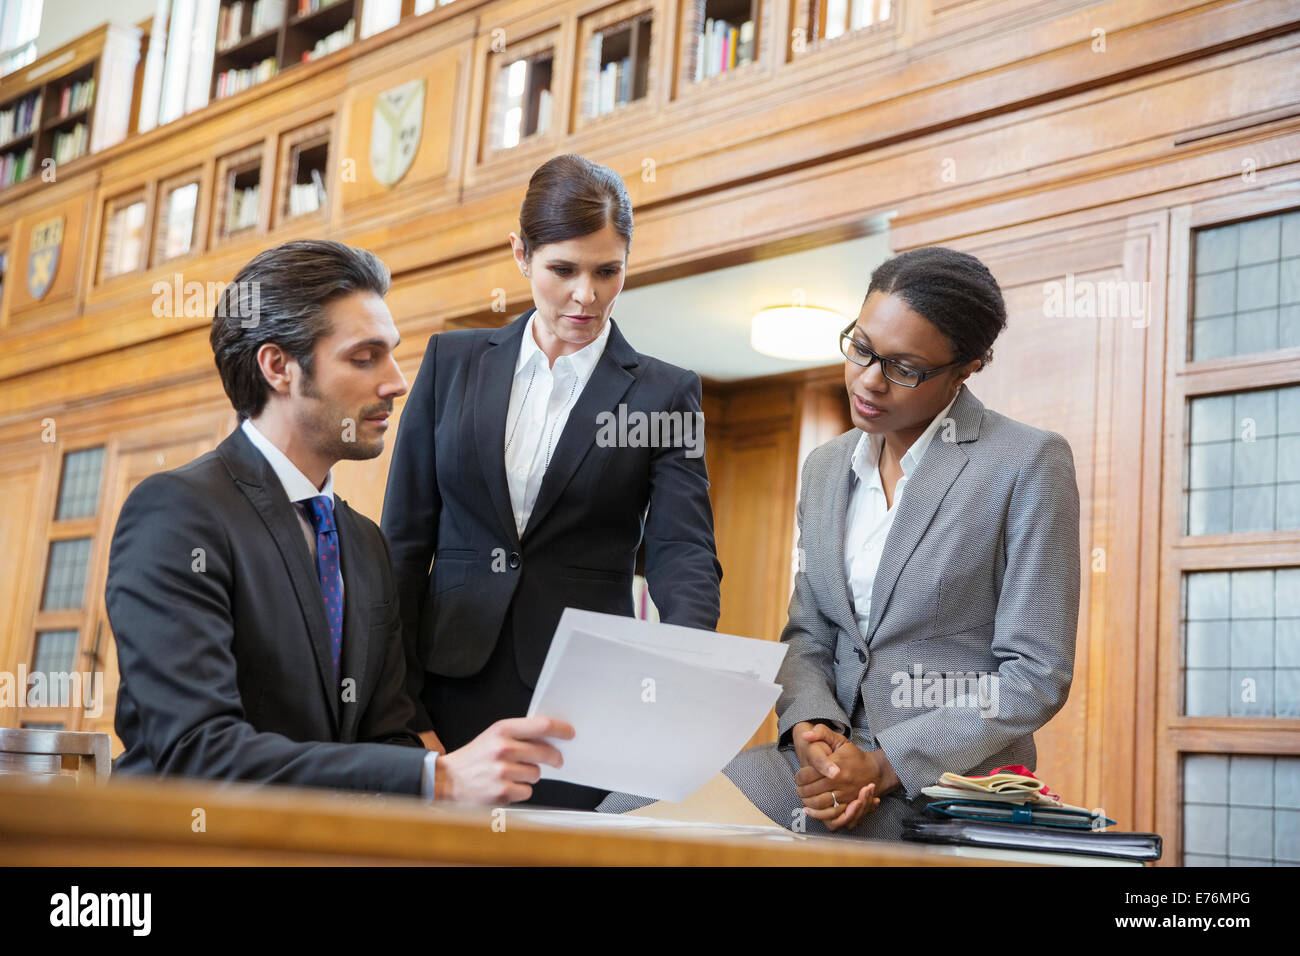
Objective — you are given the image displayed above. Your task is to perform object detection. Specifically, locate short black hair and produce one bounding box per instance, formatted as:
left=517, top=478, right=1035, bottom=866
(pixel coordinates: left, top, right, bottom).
left=864, top=246, right=1007, bottom=368
left=210, top=239, right=390, bottom=420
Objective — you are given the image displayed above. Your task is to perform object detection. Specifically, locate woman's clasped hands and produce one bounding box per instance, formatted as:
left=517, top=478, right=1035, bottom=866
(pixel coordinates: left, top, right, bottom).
left=791, top=721, right=899, bottom=832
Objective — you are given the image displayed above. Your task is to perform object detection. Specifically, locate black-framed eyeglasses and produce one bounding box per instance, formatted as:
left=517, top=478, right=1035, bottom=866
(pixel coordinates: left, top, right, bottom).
left=838, top=328, right=963, bottom=388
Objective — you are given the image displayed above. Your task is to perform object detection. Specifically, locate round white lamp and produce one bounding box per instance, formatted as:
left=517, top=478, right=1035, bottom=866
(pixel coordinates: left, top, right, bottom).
left=750, top=305, right=846, bottom=360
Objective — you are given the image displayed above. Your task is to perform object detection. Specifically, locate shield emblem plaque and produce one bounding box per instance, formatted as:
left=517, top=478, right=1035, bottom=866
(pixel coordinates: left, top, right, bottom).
left=27, top=215, right=64, bottom=300
left=369, top=78, right=426, bottom=188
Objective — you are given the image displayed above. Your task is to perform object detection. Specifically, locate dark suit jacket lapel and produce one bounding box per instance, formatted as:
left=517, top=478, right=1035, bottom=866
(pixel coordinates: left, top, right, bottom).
left=218, top=427, right=341, bottom=734
left=865, top=384, right=983, bottom=645
left=522, top=319, right=638, bottom=539
left=334, top=500, right=369, bottom=742
left=475, top=312, right=531, bottom=548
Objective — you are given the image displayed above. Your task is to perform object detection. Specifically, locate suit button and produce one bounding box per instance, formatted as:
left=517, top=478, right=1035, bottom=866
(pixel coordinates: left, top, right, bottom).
left=508, top=551, right=521, bottom=569
left=855, top=648, right=866, bottom=663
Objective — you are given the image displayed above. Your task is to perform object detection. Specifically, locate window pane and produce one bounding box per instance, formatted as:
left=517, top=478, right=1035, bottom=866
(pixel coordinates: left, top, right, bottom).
left=30, top=624, right=78, bottom=707
left=160, top=181, right=198, bottom=261
left=1183, top=754, right=1300, bottom=865
left=40, top=538, right=92, bottom=610
left=55, top=446, right=104, bottom=520
left=1184, top=385, right=1300, bottom=535
left=101, top=199, right=147, bottom=279
left=1191, top=210, right=1300, bottom=361
left=1182, top=568, right=1300, bottom=718
left=586, top=16, right=652, bottom=117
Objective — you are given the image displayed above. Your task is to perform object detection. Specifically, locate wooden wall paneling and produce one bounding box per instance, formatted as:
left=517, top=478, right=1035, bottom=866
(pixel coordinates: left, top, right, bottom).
left=1, top=0, right=1292, bottom=399
left=3, top=188, right=94, bottom=330
left=714, top=421, right=798, bottom=745
left=0, top=451, right=57, bottom=729
left=338, top=39, right=470, bottom=211
left=1154, top=201, right=1193, bottom=864
left=887, top=32, right=1300, bottom=247
left=1126, top=209, right=1171, bottom=840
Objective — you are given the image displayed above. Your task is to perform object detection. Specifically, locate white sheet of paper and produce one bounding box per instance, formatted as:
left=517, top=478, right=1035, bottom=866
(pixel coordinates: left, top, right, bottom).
left=526, top=610, right=786, bottom=802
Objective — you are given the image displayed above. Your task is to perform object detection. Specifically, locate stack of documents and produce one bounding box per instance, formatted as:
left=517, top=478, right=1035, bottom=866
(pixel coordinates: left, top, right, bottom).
left=906, top=765, right=1162, bottom=861
left=920, top=765, right=1107, bottom=826
left=526, top=609, right=786, bottom=802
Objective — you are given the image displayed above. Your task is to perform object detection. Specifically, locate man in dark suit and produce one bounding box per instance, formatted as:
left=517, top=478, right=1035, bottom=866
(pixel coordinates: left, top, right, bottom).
left=107, top=239, right=571, bottom=801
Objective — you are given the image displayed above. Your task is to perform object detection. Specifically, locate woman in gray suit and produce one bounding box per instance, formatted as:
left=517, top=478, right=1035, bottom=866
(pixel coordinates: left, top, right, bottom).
left=602, top=246, right=1080, bottom=840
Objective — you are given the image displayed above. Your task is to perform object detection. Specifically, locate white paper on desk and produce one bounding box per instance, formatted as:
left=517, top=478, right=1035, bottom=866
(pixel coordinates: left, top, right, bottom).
left=526, top=609, right=786, bottom=802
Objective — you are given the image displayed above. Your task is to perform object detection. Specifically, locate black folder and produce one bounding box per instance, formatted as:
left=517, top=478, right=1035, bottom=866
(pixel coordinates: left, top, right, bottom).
left=901, top=817, right=1162, bottom=861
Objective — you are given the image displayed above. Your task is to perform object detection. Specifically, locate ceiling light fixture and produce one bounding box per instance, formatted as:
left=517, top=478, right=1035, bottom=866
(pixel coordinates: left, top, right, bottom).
left=750, top=305, right=846, bottom=360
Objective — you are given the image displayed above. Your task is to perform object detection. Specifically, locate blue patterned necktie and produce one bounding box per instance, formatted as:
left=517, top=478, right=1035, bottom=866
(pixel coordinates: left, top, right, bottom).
left=302, top=496, right=342, bottom=687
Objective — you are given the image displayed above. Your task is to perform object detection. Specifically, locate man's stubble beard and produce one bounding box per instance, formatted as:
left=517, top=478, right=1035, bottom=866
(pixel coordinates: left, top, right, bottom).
left=298, top=369, right=385, bottom=462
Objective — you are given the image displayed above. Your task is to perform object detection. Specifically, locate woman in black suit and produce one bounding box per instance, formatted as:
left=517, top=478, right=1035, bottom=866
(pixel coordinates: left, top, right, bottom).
left=381, top=154, right=723, bottom=809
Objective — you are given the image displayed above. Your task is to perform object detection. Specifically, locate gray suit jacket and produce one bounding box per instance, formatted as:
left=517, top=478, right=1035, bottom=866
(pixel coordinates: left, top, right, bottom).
left=775, top=384, right=1080, bottom=799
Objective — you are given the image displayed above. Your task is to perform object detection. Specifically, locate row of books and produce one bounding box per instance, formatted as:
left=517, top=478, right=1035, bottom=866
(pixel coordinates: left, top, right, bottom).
left=593, top=57, right=636, bottom=116
left=217, top=0, right=285, bottom=51
left=215, top=57, right=277, bottom=100
left=0, top=145, right=34, bottom=187
left=301, top=19, right=355, bottom=62
left=0, top=92, right=40, bottom=148
left=297, top=0, right=344, bottom=14
left=533, top=88, right=553, bottom=136
left=286, top=168, right=326, bottom=216
left=51, top=123, right=89, bottom=165
left=227, top=183, right=260, bottom=233
left=55, top=78, right=95, bottom=119
left=695, top=18, right=755, bottom=80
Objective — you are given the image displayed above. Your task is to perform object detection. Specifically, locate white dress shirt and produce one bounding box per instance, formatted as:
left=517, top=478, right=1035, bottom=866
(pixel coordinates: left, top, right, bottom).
left=241, top=418, right=336, bottom=564
left=503, top=312, right=612, bottom=537
left=240, top=419, right=439, bottom=800
left=843, top=390, right=960, bottom=638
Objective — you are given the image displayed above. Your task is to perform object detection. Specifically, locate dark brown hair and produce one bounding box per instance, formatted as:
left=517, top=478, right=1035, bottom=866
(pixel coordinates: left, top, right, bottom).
left=518, top=154, right=633, bottom=258
left=210, top=239, right=390, bottom=420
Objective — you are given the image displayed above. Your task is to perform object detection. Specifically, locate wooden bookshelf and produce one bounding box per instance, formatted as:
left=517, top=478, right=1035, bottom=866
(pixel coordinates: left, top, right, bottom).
left=213, top=143, right=267, bottom=243
left=575, top=0, right=657, bottom=131
left=680, top=0, right=761, bottom=89
left=481, top=28, right=559, bottom=161
left=152, top=169, right=204, bottom=267
left=0, top=23, right=141, bottom=191
left=212, top=0, right=362, bottom=102
left=275, top=117, right=332, bottom=224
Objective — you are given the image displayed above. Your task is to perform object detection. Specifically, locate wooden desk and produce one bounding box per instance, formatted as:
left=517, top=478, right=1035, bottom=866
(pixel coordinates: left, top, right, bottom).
left=0, top=775, right=1134, bottom=866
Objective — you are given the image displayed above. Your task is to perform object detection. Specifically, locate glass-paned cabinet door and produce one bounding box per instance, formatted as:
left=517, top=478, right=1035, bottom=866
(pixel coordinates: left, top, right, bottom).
left=153, top=170, right=202, bottom=265
left=683, top=0, right=759, bottom=84
left=578, top=1, right=655, bottom=126
left=485, top=32, right=557, bottom=156
left=98, top=189, right=149, bottom=283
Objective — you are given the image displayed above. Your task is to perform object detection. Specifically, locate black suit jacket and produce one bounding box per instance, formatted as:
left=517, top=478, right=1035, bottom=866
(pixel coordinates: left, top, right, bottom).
left=106, top=426, right=427, bottom=792
left=381, top=310, right=722, bottom=731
